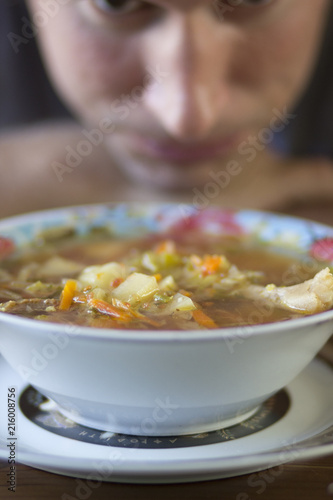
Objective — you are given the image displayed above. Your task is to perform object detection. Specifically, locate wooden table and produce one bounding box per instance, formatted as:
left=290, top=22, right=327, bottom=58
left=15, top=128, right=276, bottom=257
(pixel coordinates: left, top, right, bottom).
left=0, top=453, right=333, bottom=500
left=1, top=205, right=333, bottom=500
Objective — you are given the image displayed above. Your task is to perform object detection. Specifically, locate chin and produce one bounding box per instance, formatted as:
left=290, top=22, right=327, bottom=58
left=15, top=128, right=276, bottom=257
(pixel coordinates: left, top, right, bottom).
left=127, top=161, right=213, bottom=191
left=110, top=151, right=218, bottom=192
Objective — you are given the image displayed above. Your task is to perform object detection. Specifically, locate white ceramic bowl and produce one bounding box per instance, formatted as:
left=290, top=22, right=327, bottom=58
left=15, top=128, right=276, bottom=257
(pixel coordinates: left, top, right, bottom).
left=0, top=204, right=332, bottom=436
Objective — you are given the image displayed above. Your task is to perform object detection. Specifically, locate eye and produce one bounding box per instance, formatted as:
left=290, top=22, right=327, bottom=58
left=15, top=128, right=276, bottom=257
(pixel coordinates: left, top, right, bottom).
left=231, top=0, right=273, bottom=5
left=82, top=0, right=160, bottom=30
left=90, top=0, right=147, bottom=15
left=212, top=0, right=275, bottom=24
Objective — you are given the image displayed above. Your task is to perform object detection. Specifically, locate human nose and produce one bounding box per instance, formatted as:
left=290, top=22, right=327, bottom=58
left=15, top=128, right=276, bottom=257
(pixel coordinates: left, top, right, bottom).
left=141, top=10, right=235, bottom=142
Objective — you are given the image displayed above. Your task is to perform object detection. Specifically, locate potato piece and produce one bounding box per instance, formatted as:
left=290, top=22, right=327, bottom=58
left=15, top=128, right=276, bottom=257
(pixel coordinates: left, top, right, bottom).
left=90, top=287, right=113, bottom=303
left=37, top=256, right=84, bottom=278
left=159, top=275, right=177, bottom=292
left=112, top=272, right=159, bottom=305
left=79, top=262, right=126, bottom=289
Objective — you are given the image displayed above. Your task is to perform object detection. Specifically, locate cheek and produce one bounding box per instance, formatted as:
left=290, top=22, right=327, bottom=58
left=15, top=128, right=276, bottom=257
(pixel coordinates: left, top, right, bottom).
left=234, top=4, right=327, bottom=109
left=37, top=13, right=143, bottom=119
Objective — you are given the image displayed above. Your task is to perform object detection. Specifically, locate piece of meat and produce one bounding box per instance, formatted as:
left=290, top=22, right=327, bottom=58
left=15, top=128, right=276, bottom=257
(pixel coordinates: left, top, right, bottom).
left=0, top=298, right=59, bottom=317
left=240, top=267, right=333, bottom=314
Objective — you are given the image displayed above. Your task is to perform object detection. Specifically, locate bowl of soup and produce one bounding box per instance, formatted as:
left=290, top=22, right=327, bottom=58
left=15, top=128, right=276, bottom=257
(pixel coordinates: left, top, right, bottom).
left=0, top=203, right=332, bottom=436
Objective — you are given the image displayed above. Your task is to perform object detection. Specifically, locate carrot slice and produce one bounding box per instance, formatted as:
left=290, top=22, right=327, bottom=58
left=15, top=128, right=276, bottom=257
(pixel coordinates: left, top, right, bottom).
left=72, top=293, right=88, bottom=304
left=155, top=240, right=175, bottom=254
left=201, top=255, right=223, bottom=276
left=59, top=280, right=77, bottom=310
left=111, top=278, right=124, bottom=288
left=89, top=297, right=162, bottom=327
left=87, top=298, right=133, bottom=322
left=192, top=309, right=218, bottom=329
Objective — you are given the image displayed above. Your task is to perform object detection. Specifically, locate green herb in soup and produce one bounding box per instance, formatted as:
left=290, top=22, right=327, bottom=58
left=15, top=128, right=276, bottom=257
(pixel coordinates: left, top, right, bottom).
left=0, top=232, right=333, bottom=330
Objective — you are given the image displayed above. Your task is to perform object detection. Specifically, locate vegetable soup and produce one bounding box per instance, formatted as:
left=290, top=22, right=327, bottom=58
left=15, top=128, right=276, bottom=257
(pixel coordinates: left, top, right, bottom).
left=0, top=228, right=331, bottom=330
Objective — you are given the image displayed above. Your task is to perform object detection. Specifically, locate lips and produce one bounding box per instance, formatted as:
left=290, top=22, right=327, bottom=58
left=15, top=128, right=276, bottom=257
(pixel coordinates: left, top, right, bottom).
left=127, top=133, right=241, bottom=164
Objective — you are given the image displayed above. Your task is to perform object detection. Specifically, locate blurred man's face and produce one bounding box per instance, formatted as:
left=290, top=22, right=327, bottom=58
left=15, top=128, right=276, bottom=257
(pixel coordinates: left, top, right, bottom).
left=27, top=0, right=329, bottom=189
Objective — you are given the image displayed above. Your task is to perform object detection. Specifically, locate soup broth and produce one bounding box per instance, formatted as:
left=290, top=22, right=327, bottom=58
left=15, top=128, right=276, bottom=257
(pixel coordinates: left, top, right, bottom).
left=0, top=230, right=328, bottom=330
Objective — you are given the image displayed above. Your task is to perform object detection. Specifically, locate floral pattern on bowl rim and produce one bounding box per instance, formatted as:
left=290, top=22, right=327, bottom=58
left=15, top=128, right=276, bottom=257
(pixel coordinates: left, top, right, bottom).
left=0, top=204, right=333, bottom=267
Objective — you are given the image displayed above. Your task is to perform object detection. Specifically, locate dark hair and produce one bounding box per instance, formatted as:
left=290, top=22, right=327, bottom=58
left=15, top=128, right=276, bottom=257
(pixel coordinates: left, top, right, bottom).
left=289, top=2, right=333, bottom=158
left=0, top=0, right=70, bottom=127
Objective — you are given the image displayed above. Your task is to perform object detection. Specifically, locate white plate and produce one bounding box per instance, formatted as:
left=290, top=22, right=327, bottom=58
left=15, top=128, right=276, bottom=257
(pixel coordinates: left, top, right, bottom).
left=0, top=356, right=333, bottom=484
